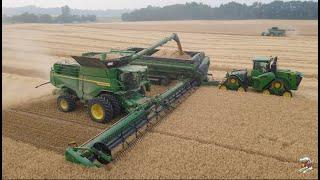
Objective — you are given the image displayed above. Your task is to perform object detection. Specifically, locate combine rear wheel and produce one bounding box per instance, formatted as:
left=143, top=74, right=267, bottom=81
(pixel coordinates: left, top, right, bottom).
left=57, top=94, right=76, bottom=112
left=100, top=94, right=121, bottom=117
left=282, top=91, right=292, bottom=98
left=88, top=97, right=113, bottom=123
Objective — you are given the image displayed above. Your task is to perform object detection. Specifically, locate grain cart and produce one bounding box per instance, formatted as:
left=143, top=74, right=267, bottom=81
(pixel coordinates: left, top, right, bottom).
left=261, top=27, right=286, bottom=36
left=50, top=33, right=189, bottom=123
left=219, top=56, right=303, bottom=97
left=128, top=47, right=210, bottom=85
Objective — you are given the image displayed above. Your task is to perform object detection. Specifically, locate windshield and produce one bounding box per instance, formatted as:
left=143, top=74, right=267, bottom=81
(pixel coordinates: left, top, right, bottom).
left=120, top=72, right=140, bottom=90
left=254, top=62, right=269, bottom=73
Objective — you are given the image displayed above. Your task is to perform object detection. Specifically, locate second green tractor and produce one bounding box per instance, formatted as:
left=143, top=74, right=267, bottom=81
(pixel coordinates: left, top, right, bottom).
left=219, top=56, right=303, bottom=97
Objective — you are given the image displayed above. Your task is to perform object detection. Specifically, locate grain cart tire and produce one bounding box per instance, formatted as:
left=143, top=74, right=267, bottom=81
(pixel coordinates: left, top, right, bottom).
left=100, top=94, right=121, bottom=117
left=282, top=90, right=292, bottom=98
left=57, top=95, right=76, bottom=112
left=88, top=97, right=113, bottom=123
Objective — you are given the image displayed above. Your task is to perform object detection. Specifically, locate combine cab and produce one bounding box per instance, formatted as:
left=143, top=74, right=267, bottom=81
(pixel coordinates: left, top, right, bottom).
left=219, top=56, right=303, bottom=97
left=261, top=27, right=286, bottom=36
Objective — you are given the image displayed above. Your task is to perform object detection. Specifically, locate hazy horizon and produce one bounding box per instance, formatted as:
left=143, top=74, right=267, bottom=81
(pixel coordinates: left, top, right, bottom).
left=2, top=0, right=318, bottom=10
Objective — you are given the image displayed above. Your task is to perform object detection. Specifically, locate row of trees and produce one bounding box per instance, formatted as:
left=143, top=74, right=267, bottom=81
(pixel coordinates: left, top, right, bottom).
left=3, top=5, right=96, bottom=23
left=122, top=1, right=318, bottom=21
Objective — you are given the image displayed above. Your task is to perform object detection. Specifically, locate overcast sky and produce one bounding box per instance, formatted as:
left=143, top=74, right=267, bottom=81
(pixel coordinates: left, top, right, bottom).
left=2, top=0, right=317, bottom=10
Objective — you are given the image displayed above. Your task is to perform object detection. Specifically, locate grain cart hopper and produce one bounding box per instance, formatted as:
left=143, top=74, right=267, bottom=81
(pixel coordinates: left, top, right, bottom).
left=219, top=56, right=303, bottom=97
left=128, top=47, right=210, bottom=86
left=50, top=33, right=190, bottom=123
left=261, top=27, right=286, bottom=36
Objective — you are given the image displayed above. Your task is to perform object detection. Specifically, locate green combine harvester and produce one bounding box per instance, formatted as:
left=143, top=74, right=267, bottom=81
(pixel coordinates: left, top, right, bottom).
left=49, top=33, right=209, bottom=167
left=261, top=27, right=286, bottom=36
left=218, top=56, right=303, bottom=97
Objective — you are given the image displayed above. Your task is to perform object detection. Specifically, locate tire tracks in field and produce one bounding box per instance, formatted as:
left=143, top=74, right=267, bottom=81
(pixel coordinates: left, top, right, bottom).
left=150, top=130, right=317, bottom=168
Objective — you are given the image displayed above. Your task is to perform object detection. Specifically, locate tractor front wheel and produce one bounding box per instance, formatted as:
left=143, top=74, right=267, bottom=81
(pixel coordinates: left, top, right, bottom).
left=282, top=90, right=292, bottom=98
left=88, top=97, right=113, bottom=123
left=237, top=86, right=246, bottom=92
left=57, top=94, right=76, bottom=112
left=262, top=89, right=271, bottom=95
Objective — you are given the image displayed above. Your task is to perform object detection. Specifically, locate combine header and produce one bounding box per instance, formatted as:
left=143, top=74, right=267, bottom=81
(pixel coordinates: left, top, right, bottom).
left=65, top=79, right=198, bottom=167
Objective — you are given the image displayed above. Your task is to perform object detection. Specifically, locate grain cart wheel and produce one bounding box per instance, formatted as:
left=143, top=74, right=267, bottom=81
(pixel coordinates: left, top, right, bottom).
left=282, top=90, right=292, bottom=98
left=57, top=95, right=76, bottom=112
left=262, top=89, right=271, bottom=95
left=100, top=94, right=121, bottom=117
left=88, top=97, right=113, bottom=123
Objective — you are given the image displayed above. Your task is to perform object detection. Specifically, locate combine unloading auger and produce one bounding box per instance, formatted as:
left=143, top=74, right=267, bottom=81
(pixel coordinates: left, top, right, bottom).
left=65, top=79, right=198, bottom=167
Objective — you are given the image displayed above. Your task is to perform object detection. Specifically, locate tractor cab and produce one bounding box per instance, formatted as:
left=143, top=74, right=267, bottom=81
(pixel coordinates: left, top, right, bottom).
left=252, top=56, right=278, bottom=76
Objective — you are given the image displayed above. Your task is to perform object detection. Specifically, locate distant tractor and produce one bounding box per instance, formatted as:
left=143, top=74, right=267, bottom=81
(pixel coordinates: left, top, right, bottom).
left=261, top=27, right=286, bottom=36
left=219, top=56, right=303, bottom=97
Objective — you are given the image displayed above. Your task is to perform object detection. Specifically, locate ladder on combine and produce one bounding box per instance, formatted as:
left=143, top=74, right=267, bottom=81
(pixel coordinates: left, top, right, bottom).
left=65, top=79, right=198, bottom=167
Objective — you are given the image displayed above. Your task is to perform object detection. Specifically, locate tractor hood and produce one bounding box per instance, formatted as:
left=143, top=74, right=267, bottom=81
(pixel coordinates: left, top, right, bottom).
left=277, top=69, right=303, bottom=77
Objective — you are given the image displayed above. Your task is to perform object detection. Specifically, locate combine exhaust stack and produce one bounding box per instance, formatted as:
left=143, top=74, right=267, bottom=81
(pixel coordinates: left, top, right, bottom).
left=65, top=79, right=198, bottom=167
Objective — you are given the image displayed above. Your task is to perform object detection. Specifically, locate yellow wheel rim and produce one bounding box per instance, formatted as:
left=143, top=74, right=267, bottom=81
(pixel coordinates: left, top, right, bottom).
left=274, top=82, right=281, bottom=89
left=262, top=89, right=270, bottom=95
left=230, top=78, right=237, bottom=84
left=91, top=104, right=104, bottom=120
left=60, top=99, right=69, bottom=110
left=219, top=85, right=227, bottom=90
left=283, top=91, right=292, bottom=98
left=238, top=87, right=245, bottom=92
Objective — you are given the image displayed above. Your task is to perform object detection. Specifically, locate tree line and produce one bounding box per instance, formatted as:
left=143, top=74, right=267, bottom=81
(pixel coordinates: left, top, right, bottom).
left=2, top=5, right=96, bottom=23
left=122, top=1, right=318, bottom=21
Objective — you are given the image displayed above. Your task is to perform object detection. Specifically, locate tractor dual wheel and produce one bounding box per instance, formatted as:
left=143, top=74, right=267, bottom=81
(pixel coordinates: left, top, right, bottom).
left=57, top=94, right=76, bottom=112
left=88, top=97, right=113, bottom=123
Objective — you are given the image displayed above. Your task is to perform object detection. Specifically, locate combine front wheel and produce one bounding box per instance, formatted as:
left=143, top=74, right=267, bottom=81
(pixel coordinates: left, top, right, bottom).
left=88, top=97, right=113, bottom=123
left=57, top=95, right=76, bottom=112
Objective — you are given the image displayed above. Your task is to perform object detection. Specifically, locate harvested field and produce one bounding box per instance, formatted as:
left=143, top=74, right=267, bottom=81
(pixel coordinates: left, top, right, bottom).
left=2, top=20, right=318, bottom=179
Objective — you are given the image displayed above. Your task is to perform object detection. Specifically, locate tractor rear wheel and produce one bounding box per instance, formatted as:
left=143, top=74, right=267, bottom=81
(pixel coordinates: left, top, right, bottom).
left=57, top=94, right=76, bottom=112
left=282, top=90, right=292, bottom=98
left=88, top=97, right=113, bottom=123
left=100, top=94, right=121, bottom=117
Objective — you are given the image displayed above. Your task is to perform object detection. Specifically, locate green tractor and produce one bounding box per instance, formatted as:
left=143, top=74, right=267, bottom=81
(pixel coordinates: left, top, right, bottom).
left=50, top=33, right=187, bottom=123
left=219, top=56, right=303, bottom=97
left=261, top=27, right=286, bottom=37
